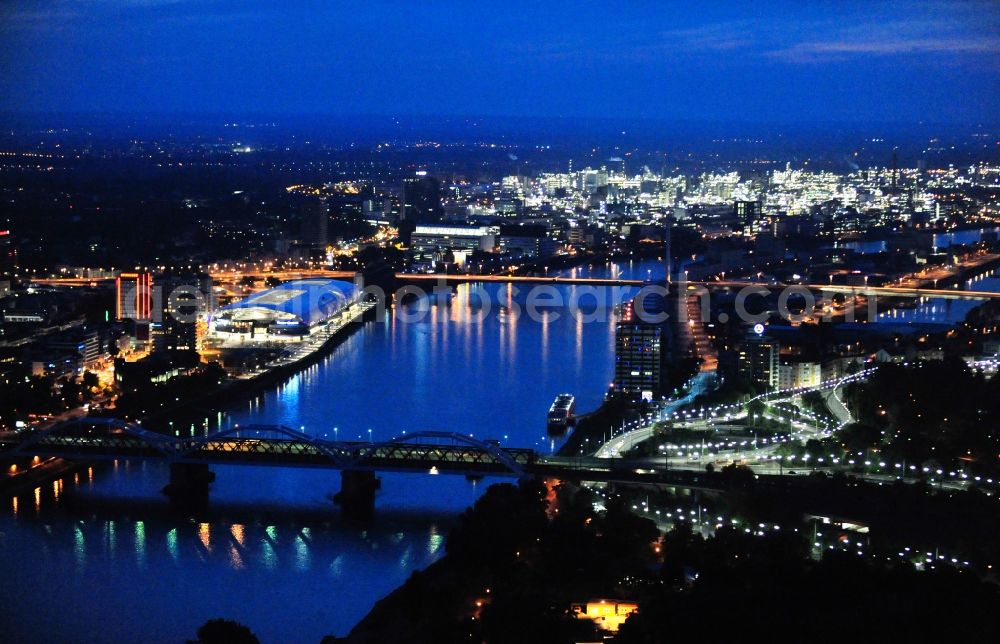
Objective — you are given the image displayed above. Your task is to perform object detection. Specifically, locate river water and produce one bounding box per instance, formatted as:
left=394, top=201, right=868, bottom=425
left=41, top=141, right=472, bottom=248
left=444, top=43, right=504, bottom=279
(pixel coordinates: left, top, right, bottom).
left=1, top=251, right=992, bottom=642
left=834, top=226, right=1000, bottom=255
left=0, top=262, right=655, bottom=643
left=874, top=268, right=1000, bottom=326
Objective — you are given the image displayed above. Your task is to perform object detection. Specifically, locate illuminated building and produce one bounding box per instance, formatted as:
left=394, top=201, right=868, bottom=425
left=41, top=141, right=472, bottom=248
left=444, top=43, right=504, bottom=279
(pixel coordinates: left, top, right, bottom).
left=739, top=325, right=779, bottom=390
left=209, top=278, right=359, bottom=340
left=613, top=301, right=663, bottom=400
left=116, top=272, right=153, bottom=320
left=777, top=359, right=821, bottom=389
left=410, top=225, right=496, bottom=263
left=571, top=600, right=638, bottom=633
left=0, top=216, right=12, bottom=280
left=735, top=199, right=762, bottom=236
left=152, top=271, right=213, bottom=353
left=45, top=326, right=101, bottom=366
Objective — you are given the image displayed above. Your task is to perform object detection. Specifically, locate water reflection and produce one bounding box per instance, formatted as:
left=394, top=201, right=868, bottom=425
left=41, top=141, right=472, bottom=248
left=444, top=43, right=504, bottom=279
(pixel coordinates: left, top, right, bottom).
left=836, top=227, right=1000, bottom=255
left=0, top=263, right=657, bottom=642
left=876, top=268, right=1000, bottom=325
left=0, top=472, right=460, bottom=643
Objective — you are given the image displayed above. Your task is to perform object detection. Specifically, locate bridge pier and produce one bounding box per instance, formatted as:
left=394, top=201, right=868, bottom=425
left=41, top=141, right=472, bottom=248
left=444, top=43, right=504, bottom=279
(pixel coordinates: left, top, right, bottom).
left=333, top=470, right=380, bottom=520
left=163, top=463, right=216, bottom=499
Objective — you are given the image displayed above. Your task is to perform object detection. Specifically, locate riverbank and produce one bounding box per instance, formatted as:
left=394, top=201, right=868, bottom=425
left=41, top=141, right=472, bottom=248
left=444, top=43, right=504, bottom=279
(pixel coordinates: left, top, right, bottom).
left=341, top=473, right=1000, bottom=642
left=557, top=397, right=636, bottom=457
left=0, top=457, right=80, bottom=498
left=130, top=303, right=378, bottom=432
left=343, top=479, right=658, bottom=643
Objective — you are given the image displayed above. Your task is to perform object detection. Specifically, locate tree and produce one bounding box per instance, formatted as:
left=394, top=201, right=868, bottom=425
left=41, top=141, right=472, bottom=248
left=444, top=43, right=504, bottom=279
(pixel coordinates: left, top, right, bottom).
left=840, top=422, right=881, bottom=453
left=82, top=370, right=99, bottom=390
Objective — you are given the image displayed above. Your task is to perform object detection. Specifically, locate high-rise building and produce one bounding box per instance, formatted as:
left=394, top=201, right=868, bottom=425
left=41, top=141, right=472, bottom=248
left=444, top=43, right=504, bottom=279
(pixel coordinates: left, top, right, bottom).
left=735, top=199, right=762, bottom=236
left=116, top=272, right=154, bottom=320
left=300, top=198, right=329, bottom=248
left=402, top=174, right=443, bottom=224
left=152, top=271, right=213, bottom=353
left=738, top=325, right=779, bottom=390
left=613, top=301, right=663, bottom=400
left=0, top=216, right=12, bottom=280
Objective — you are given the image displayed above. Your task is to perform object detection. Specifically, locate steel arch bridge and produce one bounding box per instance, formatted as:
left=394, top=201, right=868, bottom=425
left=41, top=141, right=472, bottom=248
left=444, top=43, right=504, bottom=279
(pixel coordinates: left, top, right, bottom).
left=0, top=419, right=532, bottom=478
left=0, top=418, right=830, bottom=501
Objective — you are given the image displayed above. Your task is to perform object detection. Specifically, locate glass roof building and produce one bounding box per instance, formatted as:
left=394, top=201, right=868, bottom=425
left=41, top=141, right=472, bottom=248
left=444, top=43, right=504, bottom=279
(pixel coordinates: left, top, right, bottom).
left=211, top=279, right=360, bottom=336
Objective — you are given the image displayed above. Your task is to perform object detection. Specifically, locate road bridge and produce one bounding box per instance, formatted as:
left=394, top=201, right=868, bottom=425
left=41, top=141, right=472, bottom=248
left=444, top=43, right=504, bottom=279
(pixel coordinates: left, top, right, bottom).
left=0, top=419, right=791, bottom=517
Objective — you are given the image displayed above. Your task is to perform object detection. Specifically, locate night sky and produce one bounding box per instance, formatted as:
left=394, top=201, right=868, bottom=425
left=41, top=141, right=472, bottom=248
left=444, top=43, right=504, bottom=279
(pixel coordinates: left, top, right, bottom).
left=1, top=0, right=998, bottom=124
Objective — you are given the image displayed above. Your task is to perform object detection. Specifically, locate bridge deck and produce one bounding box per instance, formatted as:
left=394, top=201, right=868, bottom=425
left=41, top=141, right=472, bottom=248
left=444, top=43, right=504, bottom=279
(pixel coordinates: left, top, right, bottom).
left=0, top=422, right=833, bottom=491
left=0, top=430, right=536, bottom=477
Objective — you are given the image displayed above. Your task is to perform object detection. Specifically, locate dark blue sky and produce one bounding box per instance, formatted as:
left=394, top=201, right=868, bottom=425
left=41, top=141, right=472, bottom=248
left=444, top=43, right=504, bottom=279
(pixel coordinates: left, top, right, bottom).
left=1, top=0, right=997, bottom=124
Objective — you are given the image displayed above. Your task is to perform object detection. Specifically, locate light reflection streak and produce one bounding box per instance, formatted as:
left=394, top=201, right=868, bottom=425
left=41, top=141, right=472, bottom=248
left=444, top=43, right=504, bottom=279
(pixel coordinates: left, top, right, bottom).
left=262, top=525, right=278, bottom=570
left=229, top=524, right=246, bottom=570
left=428, top=524, right=443, bottom=555
left=295, top=529, right=310, bottom=571
left=198, top=522, right=211, bottom=554
left=135, top=521, right=146, bottom=568
left=167, top=528, right=179, bottom=561
left=74, top=523, right=85, bottom=571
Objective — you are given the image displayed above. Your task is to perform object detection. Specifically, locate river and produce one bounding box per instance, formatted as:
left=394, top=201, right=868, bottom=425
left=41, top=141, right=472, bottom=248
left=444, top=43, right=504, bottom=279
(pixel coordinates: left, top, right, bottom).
left=833, top=226, right=1000, bottom=255
left=0, top=261, right=658, bottom=643
left=2, top=252, right=990, bottom=642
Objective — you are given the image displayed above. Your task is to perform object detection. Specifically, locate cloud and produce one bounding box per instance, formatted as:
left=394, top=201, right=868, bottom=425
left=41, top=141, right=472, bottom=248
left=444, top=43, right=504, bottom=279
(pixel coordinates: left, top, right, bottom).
left=651, top=11, right=1000, bottom=65
left=657, top=23, right=756, bottom=52
left=770, top=32, right=1000, bottom=63
left=765, top=11, right=1000, bottom=63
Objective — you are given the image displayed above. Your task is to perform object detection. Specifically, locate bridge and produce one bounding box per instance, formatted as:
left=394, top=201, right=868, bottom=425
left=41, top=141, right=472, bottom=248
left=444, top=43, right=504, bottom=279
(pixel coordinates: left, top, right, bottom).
left=394, top=273, right=649, bottom=287
left=0, top=419, right=773, bottom=517
left=408, top=274, right=1000, bottom=300
left=699, top=280, right=1000, bottom=301
left=31, top=269, right=1000, bottom=300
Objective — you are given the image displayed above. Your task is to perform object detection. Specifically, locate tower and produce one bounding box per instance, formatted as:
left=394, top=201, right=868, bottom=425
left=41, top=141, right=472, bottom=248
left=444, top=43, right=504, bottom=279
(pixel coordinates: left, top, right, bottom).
left=664, top=213, right=672, bottom=285
left=891, top=148, right=899, bottom=192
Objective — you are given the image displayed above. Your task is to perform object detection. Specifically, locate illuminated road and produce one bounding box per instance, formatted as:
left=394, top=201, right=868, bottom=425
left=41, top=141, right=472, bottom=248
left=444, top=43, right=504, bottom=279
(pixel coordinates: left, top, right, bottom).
left=593, top=371, right=870, bottom=461
left=29, top=269, right=357, bottom=287
left=28, top=269, right=1000, bottom=300
left=595, top=372, right=715, bottom=458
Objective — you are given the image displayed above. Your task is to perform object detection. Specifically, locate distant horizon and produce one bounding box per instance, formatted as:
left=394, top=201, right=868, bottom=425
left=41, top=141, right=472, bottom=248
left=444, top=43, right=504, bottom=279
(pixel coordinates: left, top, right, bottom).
left=1, top=109, right=997, bottom=129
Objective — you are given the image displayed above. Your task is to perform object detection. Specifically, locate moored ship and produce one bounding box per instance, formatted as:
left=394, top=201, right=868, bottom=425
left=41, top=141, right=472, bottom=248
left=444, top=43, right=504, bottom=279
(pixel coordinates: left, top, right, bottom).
left=547, top=394, right=576, bottom=433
